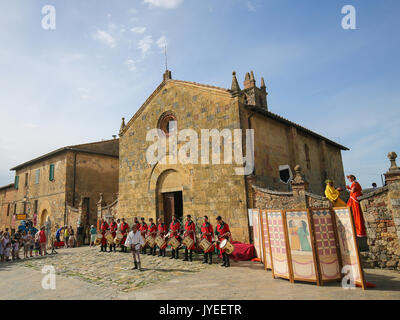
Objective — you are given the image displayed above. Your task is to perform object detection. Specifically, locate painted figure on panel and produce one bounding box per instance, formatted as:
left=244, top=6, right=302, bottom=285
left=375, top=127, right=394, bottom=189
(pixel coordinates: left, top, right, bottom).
left=288, top=220, right=300, bottom=250
left=297, top=220, right=312, bottom=252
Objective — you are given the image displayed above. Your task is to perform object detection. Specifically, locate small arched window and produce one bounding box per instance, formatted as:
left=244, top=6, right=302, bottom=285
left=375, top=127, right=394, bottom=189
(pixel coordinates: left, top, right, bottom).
left=304, top=144, right=311, bottom=170
left=158, top=111, right=177, bottom=136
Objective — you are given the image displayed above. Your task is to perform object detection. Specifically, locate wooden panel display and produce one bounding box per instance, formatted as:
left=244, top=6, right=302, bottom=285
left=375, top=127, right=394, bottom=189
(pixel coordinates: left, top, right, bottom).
left=310, top=208, right=341, bottom=283
left=285, top=210, right=319, bottom=284
left=260, top=210, right=272, bottom=270
left=251, top=209, right=264, bottom=262
left=333, top=207, right=366, bottom=289
left=267, top=210, right=292, bottom=281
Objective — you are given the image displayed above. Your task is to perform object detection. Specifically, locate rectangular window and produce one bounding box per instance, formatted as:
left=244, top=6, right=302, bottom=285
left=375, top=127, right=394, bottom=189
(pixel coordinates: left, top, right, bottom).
left=49, top=164, right=55, bottom=181
left=14, top=203, right=17, bottom=214
left=34, top=200, right=38, bottom=214
left=15, top=176, right=19, bottom=189
left=7, top=204, right=10, bottom=216
left=23, top=202, right=27, bottom=214
left=25, top=173, right=28, bottom=187
left=35, top=169, right=40, bottom=184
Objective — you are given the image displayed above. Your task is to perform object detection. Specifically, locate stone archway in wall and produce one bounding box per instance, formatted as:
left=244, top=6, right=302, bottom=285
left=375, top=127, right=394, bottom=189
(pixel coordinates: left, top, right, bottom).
left=149, top=163, right=192, bottom=228
left=40, top=209, right=49, bottom=227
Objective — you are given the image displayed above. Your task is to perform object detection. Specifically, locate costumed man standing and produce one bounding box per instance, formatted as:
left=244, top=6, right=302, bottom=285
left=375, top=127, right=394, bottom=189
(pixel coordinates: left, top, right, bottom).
left=124, top=223, right=145, bottom=271
left=169, top=215, right=181, bottom=259
left=109, top=218, right=118, bottom=252
left=346, top=175, right=367, bottom=238
left=157, top=218, right=167, bottom=257
left=120, top=218, right=129, bottom=253
left=183, top=215, right=196, bottom=262
left=325, top=179, right=346, bottom=207
left=200, top=216, right=214, bottom=264
left=139, top=217, right=148, bottom=255
left=147, top=218, right=157, bottom=256
left=100, top=218, right=109, bottom=252
left=215, top=216, right=231, bottom=268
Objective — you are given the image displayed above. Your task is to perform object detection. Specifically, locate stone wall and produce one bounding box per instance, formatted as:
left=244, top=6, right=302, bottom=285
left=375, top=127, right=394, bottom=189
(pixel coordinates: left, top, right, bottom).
left=0, top=185, right=16, bottom=230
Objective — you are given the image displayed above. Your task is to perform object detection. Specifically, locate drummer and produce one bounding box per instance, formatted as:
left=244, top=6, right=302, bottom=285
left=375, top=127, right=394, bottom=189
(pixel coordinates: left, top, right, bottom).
left=215, top=216, right=231, bottom=268
left=109, top=217, right=118, bottom=252
left=200, top=216, right=214, bottom=264
left=100, top=218, right=109, bottom=252
left=147, top=218, right=157, bottom=256
left=134, top=217, right=141, bottom=230
left=169, top=215, right=181, bottom=260
left=120, top=218, right=129, bottom=253
left=156, top=218, right=167, bottom=257
left=183, top=215, right=196, bottom=262
left=139, top=218, right=148, bottom=255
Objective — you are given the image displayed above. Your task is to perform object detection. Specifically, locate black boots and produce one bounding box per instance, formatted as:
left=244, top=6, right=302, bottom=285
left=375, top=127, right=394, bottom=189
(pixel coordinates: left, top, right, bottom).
left=148, top=247, right=153, bottom=255
left=109, top=244, right=116, bottom=252
left=175, top=249, right=179, bottom=259
left=220, top=253, right=230, bottom=267
left=189, top=250, right=193, bottom=262
left=133, top=261, right=138, bottom=269
left=120, top=245, right=127, bottom=253
left=170, top=249, right=175, bottom=259
left=158, top=248, right=163, bottom=257
left=183, top=249, right=189, bottom=261
left=142, top=247, right=147, bottom=255
left=162, top=249, right=166, bottom=257
left=203, top=252, right=213, bottom=264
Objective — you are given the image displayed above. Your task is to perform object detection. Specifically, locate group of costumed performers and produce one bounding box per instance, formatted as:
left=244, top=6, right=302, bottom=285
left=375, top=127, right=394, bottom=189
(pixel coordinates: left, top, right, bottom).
left=324, top=175, right=367, bottom=238
left=97, top=214, right=233, bottom=270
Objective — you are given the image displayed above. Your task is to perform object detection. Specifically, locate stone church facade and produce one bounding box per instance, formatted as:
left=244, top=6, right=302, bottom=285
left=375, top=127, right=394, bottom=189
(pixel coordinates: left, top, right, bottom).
left=117, top=70, right=348, bottom=242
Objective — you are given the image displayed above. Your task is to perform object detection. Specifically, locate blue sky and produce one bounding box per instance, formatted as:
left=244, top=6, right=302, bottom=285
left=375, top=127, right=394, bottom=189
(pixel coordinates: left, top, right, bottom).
left=0, top=0, right=399, bottom=189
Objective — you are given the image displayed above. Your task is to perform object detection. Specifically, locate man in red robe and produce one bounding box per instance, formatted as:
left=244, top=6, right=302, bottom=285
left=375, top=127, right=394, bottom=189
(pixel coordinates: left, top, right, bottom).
left=169, top=216, right=181, bottom=259
left=120, top=218, right=129, bottom=253
left=139, top=218, right=148, bottom=254
left=200, top=216, right=214, bottom=264
left=215, top=216, right=231, bottom=267
left=157, top=218, right=167, bottom=257
left=183, top=215, right=196, bottom=262
left=147, top=218, right=157, bottom=256
left=109, top=218, right=118, bottom=252
left=100, top=219, right=109, bottom=252
left=346, top=175, right=367, bottom=237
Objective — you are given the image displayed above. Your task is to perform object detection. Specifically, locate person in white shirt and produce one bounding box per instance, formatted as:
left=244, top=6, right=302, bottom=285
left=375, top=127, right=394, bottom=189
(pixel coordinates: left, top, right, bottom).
left=124, top=223, right=145, bottom=271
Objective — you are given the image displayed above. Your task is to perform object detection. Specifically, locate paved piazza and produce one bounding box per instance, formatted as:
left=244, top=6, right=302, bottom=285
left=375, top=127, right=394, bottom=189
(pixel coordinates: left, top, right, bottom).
left=1, top=246, right=400, bottom=300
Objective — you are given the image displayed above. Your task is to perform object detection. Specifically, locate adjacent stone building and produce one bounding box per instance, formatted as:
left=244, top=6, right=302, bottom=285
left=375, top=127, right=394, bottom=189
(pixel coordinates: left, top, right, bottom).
left=0, top=183, right=16, bottom=231
left=9, top=139, right=119, bottom=231
left=117, top=70, right=348, bottom=242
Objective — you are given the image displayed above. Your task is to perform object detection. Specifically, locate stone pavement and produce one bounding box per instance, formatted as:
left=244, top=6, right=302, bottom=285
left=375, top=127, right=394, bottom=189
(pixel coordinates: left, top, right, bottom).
left=1, top=246, right=400, bottom=300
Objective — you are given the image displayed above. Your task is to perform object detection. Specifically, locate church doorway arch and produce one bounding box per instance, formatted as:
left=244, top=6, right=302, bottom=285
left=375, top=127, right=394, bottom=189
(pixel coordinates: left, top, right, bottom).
left=156, top=169, right=184, bottom=227
left=40, top=209, right=49, bottom=227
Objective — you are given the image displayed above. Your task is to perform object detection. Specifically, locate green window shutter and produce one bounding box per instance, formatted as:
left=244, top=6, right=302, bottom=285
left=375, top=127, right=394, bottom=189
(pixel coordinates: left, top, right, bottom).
left=15, top=176, right=19, bottom=189
left=35, top=169, right=40, bottom=184
left=49, top=164, right=55, bottom=181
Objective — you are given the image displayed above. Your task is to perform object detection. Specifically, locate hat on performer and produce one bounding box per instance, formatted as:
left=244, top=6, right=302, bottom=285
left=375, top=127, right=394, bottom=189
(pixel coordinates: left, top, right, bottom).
left=325, top=179, right=333, bottom=184
left=216, top=216, right=222, bottom=221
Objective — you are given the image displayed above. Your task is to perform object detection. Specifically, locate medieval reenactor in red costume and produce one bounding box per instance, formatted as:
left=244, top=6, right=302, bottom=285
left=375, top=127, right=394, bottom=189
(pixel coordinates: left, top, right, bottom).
left=139, top=217, right=148, bottom=254
left=107, top=217, right=117, bottom=252
left=100, top=219, right=109, bottom=252
left=120, top=218, right=129, bottom=253
left=157, top=218, right=167, bottom=257
left=200, top=216, right=214, bottom=264
left=215, top=216, right=231, bottom=267
left=169, top=215, right=181, bottom=260
left=346, top=175, right=367, bottom=237
left=147, top=218, right=157, bottom=256
left=183, top=215, right=196, bottom=262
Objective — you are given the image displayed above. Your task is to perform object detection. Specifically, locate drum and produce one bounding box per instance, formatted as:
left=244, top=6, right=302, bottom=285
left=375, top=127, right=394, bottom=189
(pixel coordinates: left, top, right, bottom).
left=146, top=236, right=156, bottom=248
left=155, top=236, right=167, bottom=249
left=219, top=239, right=235, bottom=255
left=94, top=238, right=101, bottom=246
left=167, top=236, right=180, bottom=249
left=105, top=232, right=114, bottom=245
left=199, top=238, right=213, bottom=253
left=116, top=231, right=123, bottom=240
left=182, top=236, right=194, bottom=249
left=96, top=233, right=102, bottom=240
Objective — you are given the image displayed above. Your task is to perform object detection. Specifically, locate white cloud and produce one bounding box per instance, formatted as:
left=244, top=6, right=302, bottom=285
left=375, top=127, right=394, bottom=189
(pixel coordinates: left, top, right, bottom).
left=156, top=35, right=168, bottom=49
left=92, top=29, right=116, bottom=48
left=131, top=27, right=146, bottom=34
left=247, top=1, right=256, bottom=12
left=143, top=0, right=184, bottom=9
left=125, top=59, right=138, bottom=71
left=138, top=35, right=153, bottom=58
